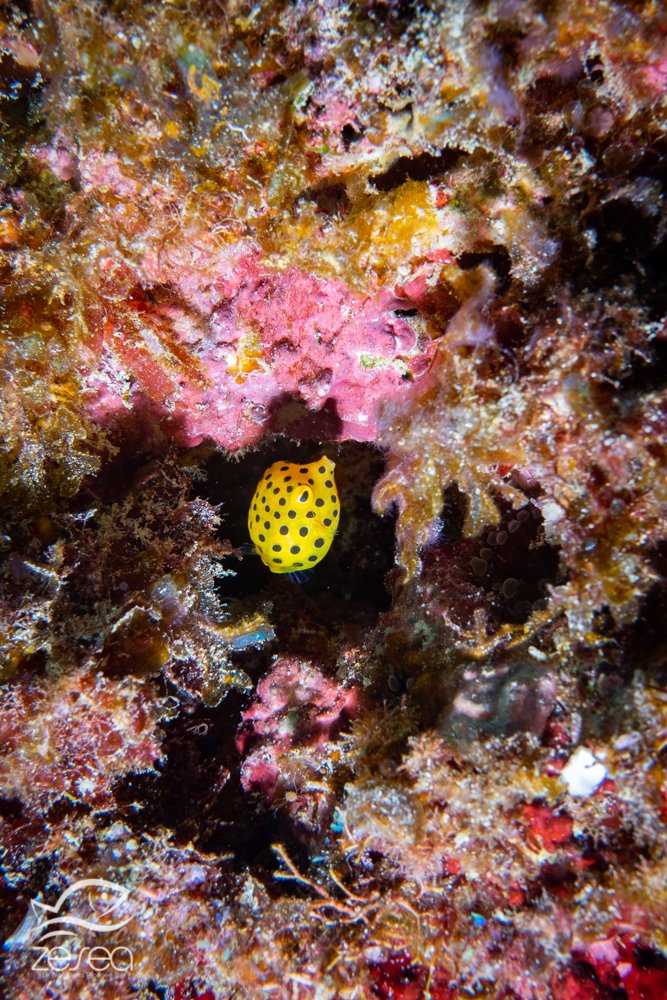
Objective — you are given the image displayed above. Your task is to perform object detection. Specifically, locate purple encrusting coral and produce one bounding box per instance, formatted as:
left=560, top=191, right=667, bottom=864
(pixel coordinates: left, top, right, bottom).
left=1, top=0, right=666, bottom=997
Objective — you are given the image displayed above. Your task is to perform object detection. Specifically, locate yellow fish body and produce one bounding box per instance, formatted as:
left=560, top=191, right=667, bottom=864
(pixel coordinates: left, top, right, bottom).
left=248, top=457, right=339, bottom=573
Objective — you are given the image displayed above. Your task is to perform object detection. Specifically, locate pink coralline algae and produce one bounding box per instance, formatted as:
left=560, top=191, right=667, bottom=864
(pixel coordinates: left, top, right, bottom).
left=237, top=657, right=360, bottom=838
left=85, top=240, right=436, bottom=450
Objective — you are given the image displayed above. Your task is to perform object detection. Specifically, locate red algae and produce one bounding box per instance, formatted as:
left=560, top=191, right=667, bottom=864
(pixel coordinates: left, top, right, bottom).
left=1, top=0, right=666, bottom=997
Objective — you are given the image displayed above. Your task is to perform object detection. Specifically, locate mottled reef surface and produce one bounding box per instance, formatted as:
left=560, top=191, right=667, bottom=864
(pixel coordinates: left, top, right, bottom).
left=0, top=0, right=666, bottom=997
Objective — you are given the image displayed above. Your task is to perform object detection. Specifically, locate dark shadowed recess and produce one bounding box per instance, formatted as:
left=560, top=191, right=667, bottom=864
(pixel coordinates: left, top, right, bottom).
left=113, top=688, right=315, bottom=890
left=369, top=485, right=565, bottom=739
left=422, top=490, right=564, bottom=634
left=555, top=125, right=667, bottom=317
left=458, top=245, right=512, bottom=294
left=86, top=435, right=392, bottom=889
left=363, top=0, right=421, bottom=30
left=0, top=49, right=44, bottom=138
left=574, top=195, right=667, bottom=316
left=581, top=544, right=667, bottom=737
left=108, top=424, right=384, bottom=888
left=296, top=179, right=350, bottom=216
left=369, top=147, right=466, bottom=192
left=203, top=438, right=396, bottom=617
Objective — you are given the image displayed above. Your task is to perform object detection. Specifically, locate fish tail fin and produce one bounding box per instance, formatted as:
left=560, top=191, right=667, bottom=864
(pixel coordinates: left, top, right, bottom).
left=285, top=570, right=313, bottom=584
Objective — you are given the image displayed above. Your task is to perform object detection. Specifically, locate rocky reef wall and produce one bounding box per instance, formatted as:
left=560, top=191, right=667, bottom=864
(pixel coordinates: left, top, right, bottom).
left=1, top=0, right=666, bottom=997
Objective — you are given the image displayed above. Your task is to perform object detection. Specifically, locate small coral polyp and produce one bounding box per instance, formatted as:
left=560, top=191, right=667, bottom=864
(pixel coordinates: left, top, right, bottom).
left=248, top=458, right=340, bottom=573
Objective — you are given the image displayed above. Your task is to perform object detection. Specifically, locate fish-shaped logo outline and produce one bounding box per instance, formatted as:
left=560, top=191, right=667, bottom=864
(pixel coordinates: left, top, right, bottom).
left=30, top=878, right=132, bottom=941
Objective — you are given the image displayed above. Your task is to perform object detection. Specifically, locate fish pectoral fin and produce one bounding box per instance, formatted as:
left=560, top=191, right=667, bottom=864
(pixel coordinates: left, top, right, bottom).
left=237, top=542, right=258, bottom=556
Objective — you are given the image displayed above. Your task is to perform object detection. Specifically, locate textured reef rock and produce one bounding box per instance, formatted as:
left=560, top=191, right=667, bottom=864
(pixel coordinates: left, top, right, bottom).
left=237, top=656, right=361, bottom=843
left=88, top=247, right=436, bottom=449
left=1, top=0, right=666, bottom=997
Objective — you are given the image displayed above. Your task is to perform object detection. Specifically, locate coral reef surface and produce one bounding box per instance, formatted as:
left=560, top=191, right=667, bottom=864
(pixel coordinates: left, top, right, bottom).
left=0, top=0, right=666, bottom=997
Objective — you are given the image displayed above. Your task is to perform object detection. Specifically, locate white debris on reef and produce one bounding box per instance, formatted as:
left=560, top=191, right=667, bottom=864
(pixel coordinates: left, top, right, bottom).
left=560, top=747, right=608, bottom=797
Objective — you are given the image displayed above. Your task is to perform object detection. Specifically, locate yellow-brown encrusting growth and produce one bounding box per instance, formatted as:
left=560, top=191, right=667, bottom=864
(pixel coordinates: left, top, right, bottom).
left=248, top=458, right=339, bottom=573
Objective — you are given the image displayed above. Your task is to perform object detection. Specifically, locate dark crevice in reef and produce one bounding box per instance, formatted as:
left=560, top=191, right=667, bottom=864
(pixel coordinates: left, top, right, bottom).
left=109, top=486, right=369, bottom=884
left=363, top=0, right=422, bottom=34
left=297, top=180, right=351, bottom=216
left=267, top=393, right=344, bottom=441
left=458, top=245, right=512, bottom=293
left=0, top=6, right=45, bottom=132
left=341, top=121, right=364, bottom=150
left=476, top=500, right=564, bottom=628
left=438, top=482, right=467, bottom=544
left=553, top=151, right=667, bottom=316
left=600, top=328, right=667, bottom=401
left=618, top=568, right=667, bottom=687
left=204, top=439, right=395, bottom=619
left=369, top=148, right=466, bottom=191
left=113, top=689, right=316, bottom=889
left=422, top=497, right=564, bottom=633
left=577, top=572, right=667, bottom=738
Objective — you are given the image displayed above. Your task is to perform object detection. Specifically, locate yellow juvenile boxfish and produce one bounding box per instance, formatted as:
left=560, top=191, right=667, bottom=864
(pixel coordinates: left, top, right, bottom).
left=248, top=458, right=339, bottom=573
